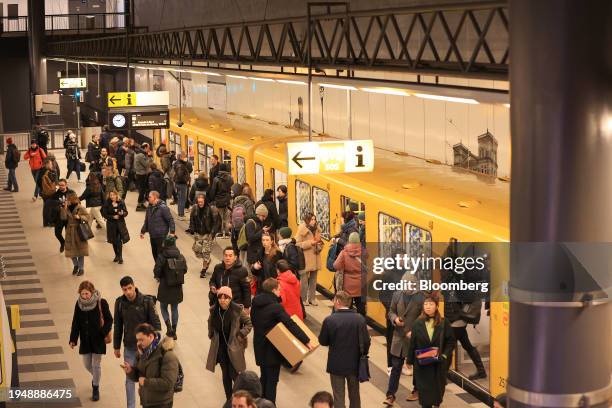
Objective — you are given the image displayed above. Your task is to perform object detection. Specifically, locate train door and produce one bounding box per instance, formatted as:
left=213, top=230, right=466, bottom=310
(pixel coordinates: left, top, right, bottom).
left=197, top=142, right=207, bottom=175
left=255, top=163, right=265, bottom=201
left=339, top=196, right=365, bottom=241
left=220, top=148, right=232, bottom=173
left=272, top=168, right=287, bottom=207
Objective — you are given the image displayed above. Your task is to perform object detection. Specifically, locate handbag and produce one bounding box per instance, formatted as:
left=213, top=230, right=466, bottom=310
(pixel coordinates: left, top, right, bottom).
left=326, top=242, right=339, bottom=272
left=77, top=219, right=94, bottom=241
left=415, top=322, right=445, bottom=366
left=460, top=299, right=482, bottom=324
left=98, top=300, right=112, bottom=344
left=357, top=324, right=370, bottom=383
left=79, top=161, right=86, bottom=172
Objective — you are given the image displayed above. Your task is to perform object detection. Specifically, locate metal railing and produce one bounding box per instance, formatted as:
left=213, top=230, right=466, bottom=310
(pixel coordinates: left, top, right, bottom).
left=0, top=13, right=129, bottom=34
left=0, top=129, right=81, bottom=153
left=0, top=16, right=28, bottom=33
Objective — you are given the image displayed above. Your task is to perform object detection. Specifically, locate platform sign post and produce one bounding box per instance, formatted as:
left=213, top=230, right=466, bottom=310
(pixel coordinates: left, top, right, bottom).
left=287, top=140, right=374, bottom=175
left=59, top=77, right=87, bottom=88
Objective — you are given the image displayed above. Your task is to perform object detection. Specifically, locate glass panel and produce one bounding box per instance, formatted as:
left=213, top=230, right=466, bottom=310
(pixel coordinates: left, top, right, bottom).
left=221, top=149, right=232, bottom=172
left=255, top=163, right=264, bottom=202
left=312, top=187, right=330, bottom=240
left=295, top=180, right=312, bottom=224
left=378, top=212, right=403, bottom=259
left=160, top=129, right=167, bottom=145
left=236, top=156, right=246, bottom=185
left=405, top=223, right=433, bottom=280
left=187, top=138, right=195, bottom=166
left=206, top=145, right=214, bottom=174
left=197, top=142, right=207, bottom=174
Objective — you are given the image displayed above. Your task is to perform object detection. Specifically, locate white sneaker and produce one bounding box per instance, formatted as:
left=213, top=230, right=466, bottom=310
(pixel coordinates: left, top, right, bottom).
left=402, top=365, right=413, bottom=376
left=387, top=367, right=392, bottom=375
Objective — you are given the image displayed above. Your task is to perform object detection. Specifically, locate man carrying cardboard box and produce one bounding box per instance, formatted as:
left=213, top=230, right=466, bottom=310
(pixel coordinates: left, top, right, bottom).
left=319, top=291, right=370, bottom=408
left=251, top=277, right=316, bottom=404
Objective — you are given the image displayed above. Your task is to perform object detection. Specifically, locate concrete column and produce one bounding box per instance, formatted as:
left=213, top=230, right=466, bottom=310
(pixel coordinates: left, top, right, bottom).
left=27, top=0, right=45, bottom=123
left=509, top=1, right=612, bottom=407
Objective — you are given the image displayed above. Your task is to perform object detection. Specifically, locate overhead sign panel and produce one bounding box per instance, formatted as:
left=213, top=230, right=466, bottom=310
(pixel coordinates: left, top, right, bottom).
left=108, top=110, right=169, bottom=131
left=287, top=140, right=374, bottom=175
left=107, top=91, right=169, bottom=107
left=59, top=77, right=87, bottom=88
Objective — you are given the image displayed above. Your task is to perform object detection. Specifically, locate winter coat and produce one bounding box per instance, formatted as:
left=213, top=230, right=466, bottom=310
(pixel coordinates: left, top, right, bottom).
left=87, top=141, right=102, bottom=165
left=277, top=196, right=288, bottom=228
left=100, top=131, right=112, bottom=150
left=64, top=137, right=81, bottom=161
left=188, top=204, right=218, bottom=236
left=153, top=244, right=187, bottom=305
left=5, top=144, right=19, bottom=169
left=295, top=223, right=322, bottom=272
left=333, top=243, right=364, bottom=297
left=101, top=199, right=130, bottom=244
left=40, top=170, right=58, bottom=199
left=47, top=187, right=73, bottom=225
left=209, top=261, right=251, bottom=308
left=79, top=184, right=104, bottom=208
left=134, top=150, right=151, bottom=176
left=336, top=218, right=359, bottom=247
left=209, top=170, right=234, bottom=208
left=407, top=318, right=455, bottom=407
left=141, top=200, right=175, bottom=239
left=127, top=335, right=179, bottom=407
left=69, top=298, right=113, bottom=355
left=252, top=248, right=283, bottom=294
left=250, top=292, right=310, bottom=367
left=279, top=238, right=300, bottom=274
left=160, top=153, right=173, bottom=174
left=255, top=196, right=279, bottom=232
left=206, top=302, right=252, bottom=373
left=172, top=159, right=193, bottom=185
left=102, top=175, right=124, bottom=200
left=319, top=308, right=370, bottom=376
left=60, top=204, right=92, bottom=258
left=148, top=169, right=167, bottom=200
left=208, top=163, right=220, bottom=185
left=277, top=271, right=303, bottom=320
left=222, top=371, right=276, bottom=408
left=245, top=216, right=265, bottom=264
left=189, top=176, right=209, bottom=203
left=232, top=195, right=255, bottom=218
left=24, top=147, right=46, bottom=170
left=113, top=289, right=161, bottom=350
left=388, top=291, right=424, bottom=358
left=125, top=147, right=135, bottom=172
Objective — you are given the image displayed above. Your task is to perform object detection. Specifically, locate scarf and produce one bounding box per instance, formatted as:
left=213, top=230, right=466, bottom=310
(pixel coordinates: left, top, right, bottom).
left=142, top=332, right=162, bottom=359
left=77, top=290, right=101, bottom=311
left=307, top=223, right=317, bottom=234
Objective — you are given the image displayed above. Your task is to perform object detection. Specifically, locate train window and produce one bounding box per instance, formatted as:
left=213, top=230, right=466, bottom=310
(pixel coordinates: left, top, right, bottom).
left=405, top=223, right=433, bottom=279
left=295, top=180, right=312, bottom=224
left=168, top=131, right=181, bottom=153
left=160, top=129, right=167, bottom=145
left=272, top=168, right=288, bottom=208
left=340, top=196, right=365, bottom=218
left=221, top=149, right=232, bottom=173
left=236, top=156, right=246, bottom=185
left=378, top=212, right=403, bottom=258
left=255, top=163, right=264, bottom=201
left=312, top=187, right=330, bottom=240
left=197, top=142, right=207, bottom=174
left=206, top=145, right=214, bottom=173
left=187, top=138, right=195, bottom=166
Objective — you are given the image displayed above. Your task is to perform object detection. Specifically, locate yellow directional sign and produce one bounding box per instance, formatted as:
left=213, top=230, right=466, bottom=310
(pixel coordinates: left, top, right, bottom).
left=59, top=77, right=86, bottom=88
left=287, top=140, right=374, bottom=175
left=107, top=91, right=169, bottom=108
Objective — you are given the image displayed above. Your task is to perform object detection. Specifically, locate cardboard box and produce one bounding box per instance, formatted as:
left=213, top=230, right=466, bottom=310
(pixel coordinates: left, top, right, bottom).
left=266, top=315, right=320, bottom=366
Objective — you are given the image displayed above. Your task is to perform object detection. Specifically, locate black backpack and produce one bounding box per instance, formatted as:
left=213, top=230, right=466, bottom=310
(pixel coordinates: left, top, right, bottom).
left=284, top=242, right=306, bottom=272
left=159, top=349, right=184, bottom=393
left=165, top=255, right=187, bottom=286
left=174, top=162, right=190, bottom=184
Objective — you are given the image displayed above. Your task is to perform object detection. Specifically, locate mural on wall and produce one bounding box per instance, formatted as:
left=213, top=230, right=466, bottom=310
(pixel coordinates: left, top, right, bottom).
left=452, top=131, right=499, bottom=176
left=180, top=77, right=193, bottom=107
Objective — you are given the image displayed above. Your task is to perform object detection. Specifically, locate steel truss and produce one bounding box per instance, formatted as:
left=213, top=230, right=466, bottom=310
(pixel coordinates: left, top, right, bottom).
left=46, top=1, right=509, bottom=80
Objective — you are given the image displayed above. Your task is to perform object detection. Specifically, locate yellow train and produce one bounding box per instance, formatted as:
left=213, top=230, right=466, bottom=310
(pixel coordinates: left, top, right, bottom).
left=154, top=107, right=509, bottom=400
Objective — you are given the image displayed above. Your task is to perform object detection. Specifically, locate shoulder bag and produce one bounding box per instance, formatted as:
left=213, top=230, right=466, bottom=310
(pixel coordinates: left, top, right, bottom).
left=98, top=300, right=112, bottom=344
left=77, top=218, right=94, bottom=241
left=357, top=324, right=370, bottom=383
left=415, top=322, right=444, bottom=366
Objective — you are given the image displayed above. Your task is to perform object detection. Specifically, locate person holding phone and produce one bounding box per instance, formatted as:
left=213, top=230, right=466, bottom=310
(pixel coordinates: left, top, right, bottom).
left=102, top=190, right=130, bottom=264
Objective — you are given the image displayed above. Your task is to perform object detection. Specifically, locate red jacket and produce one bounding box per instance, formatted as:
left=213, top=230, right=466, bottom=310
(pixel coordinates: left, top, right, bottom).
left=24, top=147, right=47, bottom=170
left=333, top=243, right=363, bottom=297
left=278, top=271, right=303, bottom=320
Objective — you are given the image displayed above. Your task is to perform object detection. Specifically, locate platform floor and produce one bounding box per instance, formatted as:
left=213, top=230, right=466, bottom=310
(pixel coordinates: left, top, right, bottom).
left=0, top=151, right=486, bottom=408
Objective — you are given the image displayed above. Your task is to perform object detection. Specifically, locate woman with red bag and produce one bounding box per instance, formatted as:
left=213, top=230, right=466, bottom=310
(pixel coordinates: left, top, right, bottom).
left=407, top=293, right=455, bottom=408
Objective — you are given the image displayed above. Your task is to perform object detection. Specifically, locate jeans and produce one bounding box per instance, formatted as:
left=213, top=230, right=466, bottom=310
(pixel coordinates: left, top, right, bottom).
left=71, top=256, right=84, bottom=271
left=150, top=237, right=165, bottom=262
left=299, top=270, right=318, bottom=303
left=66, top=159, right=81, bottom=181
left=89, top=207, right=104, bottom=226
left=176, top=183, right=188, bottom=216
left=386, top=354, right=408, bottom=397
left=55, top=221, right=66, bottom=246
left=219, top=357, right=238, bottom=400
left=383, top=303, right=393, bottom=368
left=259, top=364, right=281, bottom=403
left=31, top=169, right=40, bottom=198
left=352, top=296, right=366, bottom=316
left=160, top=303, right=179, bottom=329
left=7, top=168, right=18, bottom=191
left=124, top=347, right=137, bottom=408
left=112, top=240, right=123, bottom=259
left=331, top=374, right=361, bottom=408
left=136, top=174, right=147, bottom=204
left=452, top=326, right=486, bottom=373
left=82, top=353, right=102, bottom=386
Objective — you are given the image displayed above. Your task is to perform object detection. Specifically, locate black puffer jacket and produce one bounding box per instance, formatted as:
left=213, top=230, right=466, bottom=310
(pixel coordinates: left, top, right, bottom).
left=222, top=371, right=276, bottom=408
left=277, top=196, right=288, bottom=228
left=252, top=248, right=283, bottom=294
left=188, top=203, right=218, bottom=235
left=148, top=169, right=167, bottom=200
left=251, top=292, right=310, bottom=367
left=209, top=170, right=234, bottom=208
left=69, top=298, right=113, bottom=355
left=101, top=199, right=130, bottom=244
left=5, top=144, right=19, bottom=169
left=79, top=185, right=104, bottom=208
left=113, top=289, right=161, bottom=350
left=154, top=244, right=187, bottom=305
left=209, top=260, right=251, bottom=308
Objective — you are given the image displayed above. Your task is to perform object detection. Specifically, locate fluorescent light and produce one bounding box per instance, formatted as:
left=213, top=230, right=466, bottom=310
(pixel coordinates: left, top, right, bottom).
left=415, top=93, right=478, bottom=104
left=202, top=71, right=222, bottom=77
left=319, top=83, right=357, bottom=91
left=503, top=103, right=510, bottom=108
left=249, top=77, right=275, bottom=82
left=226, top=75, right=248, bottom=79
left=277, top=79, right=307, bottom=85
left=361, top=87, right=409, bottom=96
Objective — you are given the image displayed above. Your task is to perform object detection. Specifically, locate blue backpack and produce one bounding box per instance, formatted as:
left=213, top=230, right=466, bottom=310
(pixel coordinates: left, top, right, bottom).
left=326, top=242, right=339, bottom=272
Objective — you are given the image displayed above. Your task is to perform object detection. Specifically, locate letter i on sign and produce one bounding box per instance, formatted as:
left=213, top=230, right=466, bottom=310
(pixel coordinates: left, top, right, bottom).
left=356, top=145, right=365, bottom=167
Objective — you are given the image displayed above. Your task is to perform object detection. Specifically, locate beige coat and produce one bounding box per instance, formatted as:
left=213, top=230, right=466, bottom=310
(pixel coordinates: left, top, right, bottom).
left=206, top=302, right=252, bottom=373
left=295, top=222, right=322, bottom=272
left=61, top=204, right=92, bottom=258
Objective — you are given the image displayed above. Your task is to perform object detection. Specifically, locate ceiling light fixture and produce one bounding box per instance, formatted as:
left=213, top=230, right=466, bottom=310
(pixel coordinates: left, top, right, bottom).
left=277, top=79, right=307, bottom=85
left=361, top=87, right=410, bottom=96
left=226, top=75, right=248, bottom=79
left=415, top=93, right=479, bottom=104
left=249, top=77, right=275, bottom=82
left=202, top=71, right=222, bottom=76
left=319, top=83, right=357, bottom=90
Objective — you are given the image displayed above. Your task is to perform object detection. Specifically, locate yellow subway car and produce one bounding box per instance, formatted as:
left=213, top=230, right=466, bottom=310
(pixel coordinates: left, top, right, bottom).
left=154, top=108, right=509, bottom=401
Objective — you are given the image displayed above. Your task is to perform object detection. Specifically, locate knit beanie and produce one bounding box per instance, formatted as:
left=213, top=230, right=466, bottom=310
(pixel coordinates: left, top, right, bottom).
left=217, top=286, right=233, bottom=299
left=358, top=212, right=365, bottom=221
left=348, top=231, right=360, bottom=244
left=279, top=227, right=292, bottom=239
left=255, top=204, right=268, bottom=217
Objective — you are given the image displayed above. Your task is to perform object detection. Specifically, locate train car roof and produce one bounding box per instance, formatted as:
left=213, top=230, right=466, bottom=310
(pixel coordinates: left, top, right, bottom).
left=170, top=108, right=509, bottom=239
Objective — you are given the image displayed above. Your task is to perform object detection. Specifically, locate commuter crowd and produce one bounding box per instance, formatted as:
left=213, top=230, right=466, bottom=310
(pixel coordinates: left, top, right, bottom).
left=2, top=126, right=496, bottom=408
